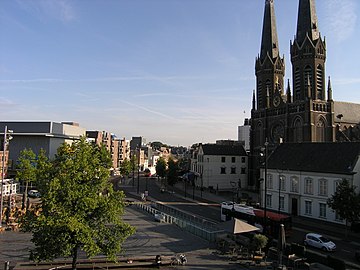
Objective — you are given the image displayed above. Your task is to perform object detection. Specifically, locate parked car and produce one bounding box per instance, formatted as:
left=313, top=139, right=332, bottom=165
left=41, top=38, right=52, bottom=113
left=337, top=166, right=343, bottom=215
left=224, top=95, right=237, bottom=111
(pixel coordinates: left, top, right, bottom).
left=304, top=233, right=336, bottom=251
left=28, top=189, right=41, bottom=198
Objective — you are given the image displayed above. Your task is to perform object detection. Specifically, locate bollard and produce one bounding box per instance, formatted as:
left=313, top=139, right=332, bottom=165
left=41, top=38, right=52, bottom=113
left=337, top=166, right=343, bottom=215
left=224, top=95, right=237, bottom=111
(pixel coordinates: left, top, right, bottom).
left=4, top=261, right=9, bottom=270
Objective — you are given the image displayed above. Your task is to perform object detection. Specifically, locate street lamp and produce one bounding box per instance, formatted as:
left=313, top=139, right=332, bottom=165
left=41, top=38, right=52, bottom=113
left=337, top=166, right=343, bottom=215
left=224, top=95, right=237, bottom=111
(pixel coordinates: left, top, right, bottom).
left=260, top=139, right=269, bottom=232
left=137, top=147, right=140, bottom=194
left=0, top=126, right=13, bottom=228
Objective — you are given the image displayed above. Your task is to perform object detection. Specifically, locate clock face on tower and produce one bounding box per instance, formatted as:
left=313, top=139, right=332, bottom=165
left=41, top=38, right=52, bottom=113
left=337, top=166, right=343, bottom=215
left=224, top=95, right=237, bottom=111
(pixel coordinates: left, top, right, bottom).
left=273, top=96, right=281, bottom=107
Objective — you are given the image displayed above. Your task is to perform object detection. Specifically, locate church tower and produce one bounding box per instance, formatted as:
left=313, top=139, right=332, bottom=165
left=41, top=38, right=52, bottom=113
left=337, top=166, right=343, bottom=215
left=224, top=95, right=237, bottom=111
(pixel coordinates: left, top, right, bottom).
left=255, top=0, right=285, bottom=111
left=249, top=0, right=335, bottom=187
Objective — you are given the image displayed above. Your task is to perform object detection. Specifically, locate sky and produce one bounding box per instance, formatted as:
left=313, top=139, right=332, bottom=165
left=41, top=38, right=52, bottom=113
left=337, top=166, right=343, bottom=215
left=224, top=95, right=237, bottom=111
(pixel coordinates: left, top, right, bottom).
left=1, top=0, right=359, bottom=147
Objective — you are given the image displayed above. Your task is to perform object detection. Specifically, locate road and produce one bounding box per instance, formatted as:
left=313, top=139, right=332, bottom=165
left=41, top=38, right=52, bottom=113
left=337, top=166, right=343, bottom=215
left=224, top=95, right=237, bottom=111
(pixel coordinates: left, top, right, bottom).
left=123, top=176, right=360, bottom=268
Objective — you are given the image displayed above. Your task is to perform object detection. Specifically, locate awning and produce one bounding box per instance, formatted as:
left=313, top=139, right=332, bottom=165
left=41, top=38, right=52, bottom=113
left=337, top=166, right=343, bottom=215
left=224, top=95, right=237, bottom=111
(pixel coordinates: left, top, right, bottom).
left=222, top=218, right=260, bottom=234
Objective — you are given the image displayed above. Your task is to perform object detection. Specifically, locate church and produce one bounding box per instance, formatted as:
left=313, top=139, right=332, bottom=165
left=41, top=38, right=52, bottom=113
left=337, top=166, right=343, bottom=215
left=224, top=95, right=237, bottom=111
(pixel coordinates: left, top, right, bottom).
left=249, top=0, right=360, bottom=187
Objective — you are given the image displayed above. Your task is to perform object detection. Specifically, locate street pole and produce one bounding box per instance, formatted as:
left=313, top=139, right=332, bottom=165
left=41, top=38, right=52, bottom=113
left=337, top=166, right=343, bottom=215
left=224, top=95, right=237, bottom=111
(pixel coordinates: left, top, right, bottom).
left=278, top=175, right=281, bottom=214
left=137, top=148, right=140, bottom=194
left=264, top=139, right=268, bottom=233
left=0, top=126, right=10, bottom=228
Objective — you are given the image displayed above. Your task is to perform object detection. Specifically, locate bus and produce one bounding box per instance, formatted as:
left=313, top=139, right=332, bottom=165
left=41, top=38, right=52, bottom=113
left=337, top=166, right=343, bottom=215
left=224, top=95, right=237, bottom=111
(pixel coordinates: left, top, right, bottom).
left=220, top=201, right=292, bottom=237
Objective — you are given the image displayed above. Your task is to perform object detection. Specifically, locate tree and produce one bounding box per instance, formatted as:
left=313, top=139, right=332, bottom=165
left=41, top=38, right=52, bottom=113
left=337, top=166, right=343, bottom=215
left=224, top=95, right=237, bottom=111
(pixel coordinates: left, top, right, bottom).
left=251, top=234, right=268, bottom=253
left=155, top=157, right=166, bottom=179
left=119, top=158, right=131, bottom=176
left=167, top=157, right=178, bottom=186
left=327, top=179, right=360, bottom=238
left=16, top=149, right=37, bottom=210
left=21, top=138, right=135, bottom=269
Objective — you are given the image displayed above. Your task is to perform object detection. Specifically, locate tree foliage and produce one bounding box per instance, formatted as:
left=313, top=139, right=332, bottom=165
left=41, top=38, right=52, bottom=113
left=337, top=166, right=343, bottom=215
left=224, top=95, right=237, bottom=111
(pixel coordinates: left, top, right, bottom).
left=155, top=157, right=167, bottom=178
left=327, top=179, right=360, bottom=224
left=166, top=157, right=178, bottom=186
left=21, top=138, right=135, bottom=269
left=251, top=234, right=268, bottom=253
left=16, top=148, right=37, bottom=209
left=119, top=158, right=131, bottom=176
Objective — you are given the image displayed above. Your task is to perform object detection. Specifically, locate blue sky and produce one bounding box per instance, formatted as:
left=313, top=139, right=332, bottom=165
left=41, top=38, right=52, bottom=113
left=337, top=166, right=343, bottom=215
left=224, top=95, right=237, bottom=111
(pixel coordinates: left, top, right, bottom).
left=1, top=0, right=359, bottom=146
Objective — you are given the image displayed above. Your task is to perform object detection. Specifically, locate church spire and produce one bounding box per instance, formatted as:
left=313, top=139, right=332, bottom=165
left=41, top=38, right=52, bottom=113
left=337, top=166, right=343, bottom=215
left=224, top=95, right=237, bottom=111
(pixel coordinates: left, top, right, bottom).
left=296, top=0, right=320, bottom=44
left=260, top=0, right=279, bottom=61
left=286, top=79, right=292, bottom=103
left=327, top=76, right=333, bottom=101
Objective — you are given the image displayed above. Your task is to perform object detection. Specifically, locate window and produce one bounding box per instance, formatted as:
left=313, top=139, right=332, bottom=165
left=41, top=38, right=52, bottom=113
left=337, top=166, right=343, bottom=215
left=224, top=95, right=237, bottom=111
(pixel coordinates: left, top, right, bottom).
left=305, top=201, right=312, bottom=215
left=232, top=157, right=236, bottom=163
left=279, top=196, right=285, bottom=210
left=266, top=194, right=272, bottom=208
left=290, top=176, right=299, bottom=193
left=335, top=211, right=343, bottom=221
left=279, top=175, right=286, bottom=191
left=241, top=157, right=246, bottom=163
left=319, top=179, right=327, bottom=196
left=220, top=167, right=226, bottom=174
left=221, top=157, right=226, bottom=163
left=304, top=178, right=313, bottom=194
left=241, top=167, right=246, bottom=174
left=231, top=167, right=236, bottom=174
left=267, top=174, right=273, bottom=189
left=319, top=203, right=327, bottom=218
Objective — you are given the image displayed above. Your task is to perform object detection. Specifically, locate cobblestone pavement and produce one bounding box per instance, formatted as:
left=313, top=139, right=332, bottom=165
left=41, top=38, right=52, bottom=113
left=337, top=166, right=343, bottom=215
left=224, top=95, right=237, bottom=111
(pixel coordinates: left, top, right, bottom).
left=0, top=205, right=241, bottom=270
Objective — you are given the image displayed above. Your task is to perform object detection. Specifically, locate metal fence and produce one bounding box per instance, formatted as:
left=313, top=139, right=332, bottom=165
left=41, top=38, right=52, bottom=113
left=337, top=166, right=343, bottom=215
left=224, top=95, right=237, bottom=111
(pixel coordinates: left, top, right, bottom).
left=136, top=202, right=223, bottom=242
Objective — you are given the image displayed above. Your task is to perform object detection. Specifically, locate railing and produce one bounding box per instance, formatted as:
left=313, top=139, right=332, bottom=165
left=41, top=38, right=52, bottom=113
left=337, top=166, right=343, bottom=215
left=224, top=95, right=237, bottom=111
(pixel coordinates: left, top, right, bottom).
left=136, top=202, right=223, bottom=242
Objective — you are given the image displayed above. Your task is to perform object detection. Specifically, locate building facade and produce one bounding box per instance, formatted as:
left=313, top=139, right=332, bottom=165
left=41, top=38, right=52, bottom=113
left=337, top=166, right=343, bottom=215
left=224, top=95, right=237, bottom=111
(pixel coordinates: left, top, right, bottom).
left=191, top=143, right=248, bottom=192
left=260, top=142, right=360, bottom=224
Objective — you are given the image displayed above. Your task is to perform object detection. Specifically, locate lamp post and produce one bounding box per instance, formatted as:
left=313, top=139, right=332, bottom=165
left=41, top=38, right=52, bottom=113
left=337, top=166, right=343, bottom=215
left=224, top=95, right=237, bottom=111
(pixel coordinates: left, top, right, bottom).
left=137, top=147, right=140, bottom=194
left=260, top=139, right=269, bottom=232
left=0, top=126, right=13, bottom=228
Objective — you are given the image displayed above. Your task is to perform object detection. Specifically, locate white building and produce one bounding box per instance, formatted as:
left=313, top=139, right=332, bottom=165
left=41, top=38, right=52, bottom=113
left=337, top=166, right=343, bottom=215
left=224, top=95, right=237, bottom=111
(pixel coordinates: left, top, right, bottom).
left=260, top=142, right=360, bottom=225
left=238, top=118, right=250, bottom=152
left=191, top=143, right=248, bottom=192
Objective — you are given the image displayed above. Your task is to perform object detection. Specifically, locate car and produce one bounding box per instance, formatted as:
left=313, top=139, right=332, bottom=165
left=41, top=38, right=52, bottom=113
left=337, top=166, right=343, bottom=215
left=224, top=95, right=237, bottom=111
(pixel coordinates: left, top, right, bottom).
left=28, top=189, right=41, bottom=198
left=303, top=233, right=336, bottom=252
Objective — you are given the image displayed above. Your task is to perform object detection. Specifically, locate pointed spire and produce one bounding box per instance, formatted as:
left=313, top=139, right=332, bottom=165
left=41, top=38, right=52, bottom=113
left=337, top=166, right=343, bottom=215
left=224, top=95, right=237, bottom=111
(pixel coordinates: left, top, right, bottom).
left=252, top=90, right=256, bottom=110
left=327, top=76, right=333, bottom=101
left=286, top=79, right=292, bottom=103
left=260, top=0, right=280, bottom=61
left=296, top=0, right=320, bottom=44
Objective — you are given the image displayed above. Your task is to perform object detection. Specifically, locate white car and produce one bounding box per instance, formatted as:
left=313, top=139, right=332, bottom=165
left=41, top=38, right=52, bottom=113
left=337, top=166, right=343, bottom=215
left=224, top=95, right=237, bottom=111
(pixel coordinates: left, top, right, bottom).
left=154, top=211, right=165, bottom=222
left=28, top=189, right=41, bottom=198
left=304, top=233, right=336, bottom=251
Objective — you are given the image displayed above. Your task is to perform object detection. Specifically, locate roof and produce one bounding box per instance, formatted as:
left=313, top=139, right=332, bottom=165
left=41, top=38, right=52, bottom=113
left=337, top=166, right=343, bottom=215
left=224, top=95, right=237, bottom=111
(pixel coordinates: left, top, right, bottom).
left=201, top=144, right=247, bottom=156
left=334, top=101, right=360, bottom=125
left=267, top=142, right=360, bottom=175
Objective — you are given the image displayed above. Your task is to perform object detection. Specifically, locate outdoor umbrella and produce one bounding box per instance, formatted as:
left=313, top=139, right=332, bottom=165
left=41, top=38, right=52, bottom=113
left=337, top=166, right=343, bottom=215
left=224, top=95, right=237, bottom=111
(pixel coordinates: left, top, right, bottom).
left=278, top=223, right=286, bottom=268
left=222, top=218, right=260, bottom=234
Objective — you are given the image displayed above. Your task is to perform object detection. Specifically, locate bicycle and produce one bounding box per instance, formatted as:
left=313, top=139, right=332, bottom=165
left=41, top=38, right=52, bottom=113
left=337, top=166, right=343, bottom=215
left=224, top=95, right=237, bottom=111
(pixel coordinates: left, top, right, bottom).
left=170, top=254, right=187, bottom=266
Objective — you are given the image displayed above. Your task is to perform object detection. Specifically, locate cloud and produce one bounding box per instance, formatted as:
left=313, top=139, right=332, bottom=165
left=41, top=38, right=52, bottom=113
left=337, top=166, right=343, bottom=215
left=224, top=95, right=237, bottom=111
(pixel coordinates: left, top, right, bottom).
left=15, top=0, right=75, bottom=23
left=323, top=0, right=357, bottom=43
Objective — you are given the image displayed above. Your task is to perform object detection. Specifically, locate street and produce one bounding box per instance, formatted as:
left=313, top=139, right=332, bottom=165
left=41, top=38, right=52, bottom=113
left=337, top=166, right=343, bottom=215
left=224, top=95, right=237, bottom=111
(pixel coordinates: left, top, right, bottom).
left=123, top=176, right=360, bottom=268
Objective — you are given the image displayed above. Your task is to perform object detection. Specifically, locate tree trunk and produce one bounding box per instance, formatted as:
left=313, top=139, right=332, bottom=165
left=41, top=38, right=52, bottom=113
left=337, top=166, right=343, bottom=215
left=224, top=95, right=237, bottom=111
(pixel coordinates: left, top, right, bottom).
left=22, top=181, right=29, bottom=210
left=72, top=245, right=78, bottom=270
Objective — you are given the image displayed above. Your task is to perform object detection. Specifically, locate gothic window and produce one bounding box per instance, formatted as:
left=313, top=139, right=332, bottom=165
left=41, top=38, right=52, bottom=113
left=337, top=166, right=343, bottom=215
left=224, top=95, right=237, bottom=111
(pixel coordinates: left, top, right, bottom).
left=256, top=122, right=264, bottom=146
left=316, top=117, right=326, bottom=142
left=304, top=65, right=312, bottom=97
left=316, top=65, right=323, bottom=100
left=294, top=68, right=301, bottom=100
left=293, top=117, right=303, bottom=142
left=266, top=79, right=271, bottom=96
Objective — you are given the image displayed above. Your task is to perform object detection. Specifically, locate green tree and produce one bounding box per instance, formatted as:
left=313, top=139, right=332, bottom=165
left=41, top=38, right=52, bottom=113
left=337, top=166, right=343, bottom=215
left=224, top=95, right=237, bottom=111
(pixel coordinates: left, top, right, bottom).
left=327, top=179, right=360, bottom=238
left=16, top=149, right=37, bottom=210
left=21, top=138, right=135, bottom=269
left=119, top=158, right=131, bottom=176
left=155, top=157, right=166, bottom=179
left=251, top=234, right=268, bottom=253
left=167, top=157, right=178, bottom=186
